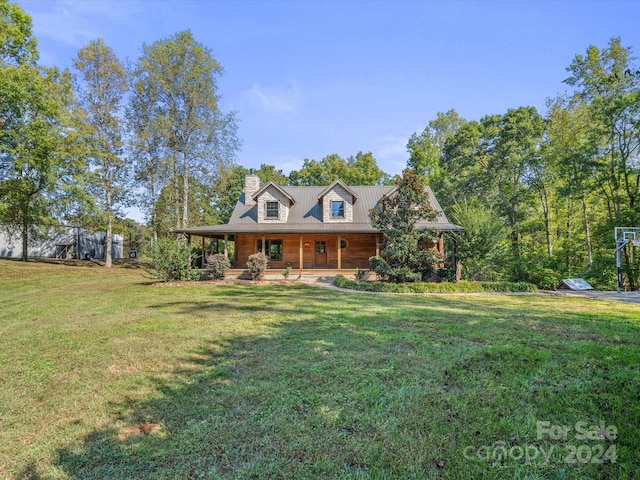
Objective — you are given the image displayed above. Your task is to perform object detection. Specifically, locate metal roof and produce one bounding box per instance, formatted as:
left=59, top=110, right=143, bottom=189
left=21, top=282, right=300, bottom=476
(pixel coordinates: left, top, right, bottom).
left=177, top=184, right=463, bottom=236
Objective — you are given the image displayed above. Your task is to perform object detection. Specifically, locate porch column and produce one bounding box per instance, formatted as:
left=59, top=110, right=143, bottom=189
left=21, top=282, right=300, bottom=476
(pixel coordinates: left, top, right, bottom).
left=201, top=236, right=206, bottom=268
left=224, top=234, right=228, bottom=258
left=299, top=234, right=304, bottom=272
left=261, top=234, right=265, bottom=253
left=375, top=234, right=380, bottom=257
left=337, top=234, right=342, bottom=270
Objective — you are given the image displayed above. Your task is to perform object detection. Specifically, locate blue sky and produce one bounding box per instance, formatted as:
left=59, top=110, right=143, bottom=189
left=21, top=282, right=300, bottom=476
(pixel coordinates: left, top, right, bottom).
left=19, top=0, right=640, bottom=178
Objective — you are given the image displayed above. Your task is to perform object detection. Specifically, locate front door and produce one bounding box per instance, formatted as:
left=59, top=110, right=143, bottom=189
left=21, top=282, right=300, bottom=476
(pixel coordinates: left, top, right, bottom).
left=315, top=240, right=327, bottom=267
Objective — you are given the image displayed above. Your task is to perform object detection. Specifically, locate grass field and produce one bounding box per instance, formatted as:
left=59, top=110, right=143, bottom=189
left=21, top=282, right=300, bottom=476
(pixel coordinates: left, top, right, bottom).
left=0, top=259, right=639, bottom=479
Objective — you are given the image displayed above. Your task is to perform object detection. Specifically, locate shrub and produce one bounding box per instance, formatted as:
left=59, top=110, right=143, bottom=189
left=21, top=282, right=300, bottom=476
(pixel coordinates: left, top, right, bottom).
left=207, top=253, right=231, bottom=280
left=282, top=265, right=292, bottom=280
left=333, top=275, right=536, bottom=293
left=247, top=252, right=268, bottom=280
left=355, top=267, right=369, bottom=282
left=150, top=238, right=195, bottom=282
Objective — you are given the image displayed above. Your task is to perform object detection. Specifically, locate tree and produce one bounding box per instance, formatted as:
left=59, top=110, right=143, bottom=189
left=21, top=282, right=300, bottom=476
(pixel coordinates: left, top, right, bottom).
left=211, top=164, right=249, bottom=224
left=449, top=200, right=508, bottom=281
left=407, top=109, right=464, bottom=183
left=0, top=0, right=37, bottom=65
left=254, top=163, right=288, bottom=185
left=131, top=30, right=240, bottom=235
left=74, top=38, right=129, bottom=268
left=564, top=37, right=640, bottom=288
left=564, top=37, right=640, bottom=221
left=289, top=152, right=389, bottom=186
left=490, top=106, right=546, bottom=259
left=369, top=169, right=439, bottom=282
left=0, top=1, right=81, bottom=260
left=127, top=66, right=168, bottom=244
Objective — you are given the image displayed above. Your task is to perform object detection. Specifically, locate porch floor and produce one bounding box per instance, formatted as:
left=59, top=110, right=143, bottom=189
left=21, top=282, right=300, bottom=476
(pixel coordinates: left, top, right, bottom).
left=225, top=268, right=359, bottom=282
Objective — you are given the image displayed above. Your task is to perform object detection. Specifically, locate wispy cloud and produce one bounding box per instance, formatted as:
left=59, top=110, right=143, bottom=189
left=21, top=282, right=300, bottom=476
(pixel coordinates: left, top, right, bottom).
left=371, top=134, right=409, bottom=175
left=26, top=0, right=140, bottom=47
left=245, top=80, right=301, bottom=115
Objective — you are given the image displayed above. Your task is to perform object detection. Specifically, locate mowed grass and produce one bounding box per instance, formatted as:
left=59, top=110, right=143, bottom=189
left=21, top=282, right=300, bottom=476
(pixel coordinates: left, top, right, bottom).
left=0, top=260, right=639, bottom=479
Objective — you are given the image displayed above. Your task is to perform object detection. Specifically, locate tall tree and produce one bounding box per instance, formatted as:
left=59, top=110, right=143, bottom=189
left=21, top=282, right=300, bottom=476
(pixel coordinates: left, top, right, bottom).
left=0, top=1, right=81, bottom=260
left=289, top=151, right=388, bottom=186
left=407, top=109, right=464, bottom=183
left=564, top=37, right=640, bottom=288
left=369, top=169, right=438, bottom=282
left=131, top=30, right=240, bottom=235
left=564, top=37, right=640, bottom=221
left=127, top=71, right=167, bottom=244
left=74, top=38, right=129, bottom=268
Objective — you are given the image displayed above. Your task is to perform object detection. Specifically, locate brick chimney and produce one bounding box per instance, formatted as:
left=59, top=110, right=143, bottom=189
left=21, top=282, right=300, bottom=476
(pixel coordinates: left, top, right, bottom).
left=244, top=169, right=260, bottom=206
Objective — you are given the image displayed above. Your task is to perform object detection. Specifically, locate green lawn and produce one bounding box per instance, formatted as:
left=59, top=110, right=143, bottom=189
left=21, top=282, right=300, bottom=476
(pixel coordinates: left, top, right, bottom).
left=1, top=259, right=638, bottom=479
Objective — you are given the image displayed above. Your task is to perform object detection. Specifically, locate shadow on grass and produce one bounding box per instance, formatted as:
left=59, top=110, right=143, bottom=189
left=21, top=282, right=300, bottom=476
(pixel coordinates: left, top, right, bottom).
left=22, top=288, right=640, bottom=479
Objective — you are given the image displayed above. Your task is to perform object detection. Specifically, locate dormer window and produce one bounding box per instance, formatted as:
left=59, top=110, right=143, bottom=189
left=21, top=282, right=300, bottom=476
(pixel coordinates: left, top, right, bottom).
left=266, top=201, right=279, bottom=219
left=331, top=200, right=345, bottom=218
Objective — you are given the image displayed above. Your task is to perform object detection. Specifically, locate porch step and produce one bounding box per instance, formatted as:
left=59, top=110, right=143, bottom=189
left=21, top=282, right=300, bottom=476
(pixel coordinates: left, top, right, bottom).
left=225, top=268, right=358, bottom=283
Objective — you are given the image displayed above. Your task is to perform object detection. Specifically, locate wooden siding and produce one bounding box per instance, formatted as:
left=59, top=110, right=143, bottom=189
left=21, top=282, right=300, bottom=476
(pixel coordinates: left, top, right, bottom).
left=230, top=232, right=444, bottom=270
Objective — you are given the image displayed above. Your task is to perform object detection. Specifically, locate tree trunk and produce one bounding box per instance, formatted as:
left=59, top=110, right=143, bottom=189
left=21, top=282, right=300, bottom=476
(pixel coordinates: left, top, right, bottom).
left=182, top=151, right=189, bottom=229
left=105, top=188, right=112, bottom=268
left=21, top=213, right=28, bottom=262
left=173, top=151, right=180, bottom=235
left=565, top=197, right=572, bottom=274
left=581, top=192, right=593, bottom=269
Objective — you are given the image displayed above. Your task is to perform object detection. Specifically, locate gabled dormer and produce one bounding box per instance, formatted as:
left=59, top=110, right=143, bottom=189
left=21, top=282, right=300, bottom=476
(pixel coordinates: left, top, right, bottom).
left=317, top=179, right=358, bottom=223
left=253, top=181, right=295, bottom=223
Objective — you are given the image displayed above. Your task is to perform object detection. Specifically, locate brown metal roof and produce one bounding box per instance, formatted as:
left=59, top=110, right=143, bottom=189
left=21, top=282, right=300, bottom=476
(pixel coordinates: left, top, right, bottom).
left=177, top=184, right=463, bottom=236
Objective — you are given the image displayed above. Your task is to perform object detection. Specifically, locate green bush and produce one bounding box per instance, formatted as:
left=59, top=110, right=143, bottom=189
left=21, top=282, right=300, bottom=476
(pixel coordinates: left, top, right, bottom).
left=282, top=265, right=292, bottom=280
left=334, top=275, right=536, bottom=293
left=207, top=253, right=231, bottom=280
left=150, top=238, right=196, bottom=282
left=355, top=267, right=369, bottom=282
left=247, top=252, right=268, bottom=280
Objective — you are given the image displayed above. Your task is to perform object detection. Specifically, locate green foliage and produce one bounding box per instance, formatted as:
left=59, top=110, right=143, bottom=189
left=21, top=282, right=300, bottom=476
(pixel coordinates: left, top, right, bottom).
left=334, top=275, right=536, bottom=293
left=150, top=238, right=195, bottom=282
left=369, top=169, right=439, bottom=283
left=207, top=253, right=230, bottom=280
left=355, top=266, right=368, bottom=282
left=449, top=200, right=508, bottom=281
left=289, top=151, right=389, bottom=186
left=281, top=265, right=292, bottom=280
left=508, top=254, right=561, bottom=290
left=74, top=38, right=129, bottom=268
left=0, top=6, right=82, bottom=261
left=0, top=0, right=38, bottom=66
left=130, top=29, right=240, bottom=231
left=407, top=109, right=463, bottom=183
left=246, top=252, right=268, bottom=280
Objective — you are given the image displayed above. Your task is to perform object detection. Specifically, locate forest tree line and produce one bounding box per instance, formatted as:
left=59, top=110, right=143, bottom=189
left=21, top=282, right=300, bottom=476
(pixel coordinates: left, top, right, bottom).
left=1, top=1, right=638, bottom=288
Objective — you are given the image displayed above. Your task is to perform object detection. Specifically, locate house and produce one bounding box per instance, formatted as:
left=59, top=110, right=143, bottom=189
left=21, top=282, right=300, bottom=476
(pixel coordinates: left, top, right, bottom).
left=177, top=172, right=462, bottom=271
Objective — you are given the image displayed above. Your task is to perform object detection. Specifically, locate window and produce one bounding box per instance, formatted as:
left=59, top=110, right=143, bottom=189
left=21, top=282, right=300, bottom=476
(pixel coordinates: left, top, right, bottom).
left=331, top=200, right=345, bottom=218
left=266, top=201, right=279, bottom=219
left=340, top=239, right=348, bottom=249
left=257, top=239, right=283, bottom=261
left=315, top=241, right=326, bottom=254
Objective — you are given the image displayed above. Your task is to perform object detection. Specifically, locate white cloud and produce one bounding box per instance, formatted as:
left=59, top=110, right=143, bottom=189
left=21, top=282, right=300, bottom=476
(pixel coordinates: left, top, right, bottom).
left=25, top=0, right=140, bottom=47
left=371, top=134, right=408, bottom=175
left=245, top=80, right=301, bottom=115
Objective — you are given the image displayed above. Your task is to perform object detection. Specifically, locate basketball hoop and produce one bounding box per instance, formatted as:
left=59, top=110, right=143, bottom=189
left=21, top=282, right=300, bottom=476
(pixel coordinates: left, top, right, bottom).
left=614, top=227, right=640, bottom=293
